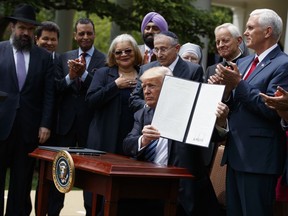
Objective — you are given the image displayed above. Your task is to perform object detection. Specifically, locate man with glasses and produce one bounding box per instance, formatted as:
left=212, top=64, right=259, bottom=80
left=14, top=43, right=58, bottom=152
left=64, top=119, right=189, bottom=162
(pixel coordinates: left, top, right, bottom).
left=129, top=30, right=203, bottom=112
left=139, top=12, right=168, bottom=64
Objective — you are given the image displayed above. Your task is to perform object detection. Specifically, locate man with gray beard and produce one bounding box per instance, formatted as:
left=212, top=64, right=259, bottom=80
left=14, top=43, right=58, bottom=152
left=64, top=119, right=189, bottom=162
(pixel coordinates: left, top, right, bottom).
left=0, top=4, right=54, bottom=215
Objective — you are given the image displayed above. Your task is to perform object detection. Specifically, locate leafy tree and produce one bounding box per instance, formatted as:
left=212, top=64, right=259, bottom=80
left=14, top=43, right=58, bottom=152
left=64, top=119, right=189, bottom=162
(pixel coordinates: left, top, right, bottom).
left=0, top=0, right=232, bottom=54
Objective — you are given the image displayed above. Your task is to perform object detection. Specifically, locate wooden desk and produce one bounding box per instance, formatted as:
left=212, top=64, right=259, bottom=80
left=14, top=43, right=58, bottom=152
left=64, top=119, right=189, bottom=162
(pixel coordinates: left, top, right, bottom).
left=30, top=148, right=192, bottom=216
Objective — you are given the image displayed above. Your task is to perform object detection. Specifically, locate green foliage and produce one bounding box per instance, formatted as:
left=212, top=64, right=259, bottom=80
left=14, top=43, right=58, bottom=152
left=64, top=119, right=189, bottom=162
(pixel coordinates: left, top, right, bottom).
left=74, top=11, right=111, bottom=53
left=0, top=0, right=233, bottom=54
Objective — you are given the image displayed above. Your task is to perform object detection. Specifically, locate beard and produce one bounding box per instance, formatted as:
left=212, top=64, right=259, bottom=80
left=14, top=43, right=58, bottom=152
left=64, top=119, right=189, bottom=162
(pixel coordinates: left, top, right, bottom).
left=11, top=32, right=33, bottom=51
left=142, top=33, right=154, bottom=49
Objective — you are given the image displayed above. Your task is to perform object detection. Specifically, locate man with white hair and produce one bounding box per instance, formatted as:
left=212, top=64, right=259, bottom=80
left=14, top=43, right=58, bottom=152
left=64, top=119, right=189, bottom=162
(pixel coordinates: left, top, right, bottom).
left=209, top=9, right=288, bottom=216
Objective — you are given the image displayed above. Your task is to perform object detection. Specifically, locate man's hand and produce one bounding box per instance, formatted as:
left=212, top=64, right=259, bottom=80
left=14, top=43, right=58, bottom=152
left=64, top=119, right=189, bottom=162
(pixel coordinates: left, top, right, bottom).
left=215, top=62, right=241, bottom=100
left=38, top=127, right=51, bottom=144
left=259, top=86, right=288, bottom=110
left=259, top=86, right=288, bottom=122
left=68, top=58, right=86, bottom=80
left=215, top=102, right=229, bottom=128
left=141, top=125, right=160, bottom=148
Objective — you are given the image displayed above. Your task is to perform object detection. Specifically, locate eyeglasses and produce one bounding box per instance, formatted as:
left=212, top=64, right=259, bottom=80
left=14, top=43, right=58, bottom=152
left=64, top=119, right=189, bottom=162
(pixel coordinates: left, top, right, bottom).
left=153, top=46, right=175, bottom=55
left=114, top=49, right=133, bottom=56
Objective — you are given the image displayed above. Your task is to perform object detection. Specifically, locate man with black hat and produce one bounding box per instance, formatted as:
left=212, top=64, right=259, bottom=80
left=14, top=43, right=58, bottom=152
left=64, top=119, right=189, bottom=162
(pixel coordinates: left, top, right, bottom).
left=0, top=4, right=54, bottom=215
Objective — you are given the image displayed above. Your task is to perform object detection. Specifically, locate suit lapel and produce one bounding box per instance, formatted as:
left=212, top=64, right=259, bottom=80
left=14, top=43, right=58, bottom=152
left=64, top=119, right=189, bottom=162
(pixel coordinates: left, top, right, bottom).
left=244, top=46, right=281, bottom=81
left=144, top=107, right=154, bottom=125
left=173, top=58, right=185, bottom=77
left=6, top=43, right=19, bottom=89
left=87, top=49, right=102, bottom=73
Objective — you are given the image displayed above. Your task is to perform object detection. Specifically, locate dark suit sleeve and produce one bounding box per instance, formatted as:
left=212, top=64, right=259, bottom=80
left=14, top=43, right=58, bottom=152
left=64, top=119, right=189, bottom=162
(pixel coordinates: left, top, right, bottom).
left=190, top=63, right=204, bottom=82
left=129, top=67, right=146, bottom=113
left=204, top=65, right=215, bottom=83
left=123, top=109, right=145, bottom=156
left=41, top=54, right=55, bottom=129
left=55, top=54, right=70, bottom=92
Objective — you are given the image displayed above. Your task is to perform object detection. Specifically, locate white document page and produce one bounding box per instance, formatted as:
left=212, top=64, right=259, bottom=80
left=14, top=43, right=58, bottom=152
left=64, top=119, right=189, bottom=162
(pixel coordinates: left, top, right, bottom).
left=151, top=76, right=199, bottom=142
left=185, top=83, right=225, bottom=147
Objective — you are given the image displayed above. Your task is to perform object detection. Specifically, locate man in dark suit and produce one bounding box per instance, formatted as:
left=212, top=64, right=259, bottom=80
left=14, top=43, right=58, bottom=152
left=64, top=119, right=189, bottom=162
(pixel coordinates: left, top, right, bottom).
left=204, top=23, right=247, bottom=83
left=129, top=31, right=203, bottom=113
left=55, top=17, right=106, bottom=148
left=34, top=20, right=61, bottom=215
left=52, top=17, right=106, bottom=215
left=211, top=9, right=288, bottom=216
left=0, top=4, right=54, bottom=215
left=124, top=66, right=229, bottom=216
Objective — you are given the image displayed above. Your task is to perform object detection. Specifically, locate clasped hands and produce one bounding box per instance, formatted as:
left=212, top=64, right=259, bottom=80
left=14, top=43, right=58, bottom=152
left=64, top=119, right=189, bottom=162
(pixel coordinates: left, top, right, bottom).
left=68, top=57, right=86, bottom=80
left=208, top=62, right=242, bottom=100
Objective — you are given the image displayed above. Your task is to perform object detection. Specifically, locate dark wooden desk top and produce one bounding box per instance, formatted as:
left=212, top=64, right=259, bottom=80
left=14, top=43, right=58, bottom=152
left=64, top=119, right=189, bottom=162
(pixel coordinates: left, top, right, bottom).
left=30, top=148, right=193, bottom=179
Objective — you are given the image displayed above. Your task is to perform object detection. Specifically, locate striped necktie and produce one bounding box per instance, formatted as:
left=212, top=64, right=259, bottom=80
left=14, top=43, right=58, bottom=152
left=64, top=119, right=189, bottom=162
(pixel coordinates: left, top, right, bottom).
left=144, top=139, right=158, bottom=162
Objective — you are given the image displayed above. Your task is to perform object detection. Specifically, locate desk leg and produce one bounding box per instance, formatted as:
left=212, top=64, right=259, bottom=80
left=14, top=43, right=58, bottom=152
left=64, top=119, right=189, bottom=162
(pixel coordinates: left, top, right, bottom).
left=91, top=192, right=97, bottom=216
left=36, top=160, right=49, bottom=216
left=164, top=181, right=178, bottom=216
left=103, top=179, right=118, bottom=216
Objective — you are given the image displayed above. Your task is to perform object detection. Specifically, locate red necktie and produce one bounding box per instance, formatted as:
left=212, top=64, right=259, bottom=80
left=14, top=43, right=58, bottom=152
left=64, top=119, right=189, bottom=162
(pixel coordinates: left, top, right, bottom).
left=81, top=52, right=87, bottom=64
left=143, top=50, right=149, bottom=64
left=75, top=53, right=87, bottom=89
left=244, top=57, right=259, bottom=80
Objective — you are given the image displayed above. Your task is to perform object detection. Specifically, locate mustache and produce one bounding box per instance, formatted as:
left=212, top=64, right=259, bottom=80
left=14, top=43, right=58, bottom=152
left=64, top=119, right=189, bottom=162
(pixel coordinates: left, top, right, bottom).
left=12, top=33, right=33, bottom=51
left=144, top=33, right=154, bottom=38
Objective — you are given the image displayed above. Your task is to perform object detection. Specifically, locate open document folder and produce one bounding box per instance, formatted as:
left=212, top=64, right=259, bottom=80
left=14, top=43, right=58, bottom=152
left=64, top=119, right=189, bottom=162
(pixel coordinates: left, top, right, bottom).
left=151, top=76, right=225, bottom=148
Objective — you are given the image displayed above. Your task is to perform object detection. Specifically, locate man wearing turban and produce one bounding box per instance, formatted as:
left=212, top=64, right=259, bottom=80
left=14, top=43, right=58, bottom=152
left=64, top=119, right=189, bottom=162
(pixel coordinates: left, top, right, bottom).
left=139, top=12, right=168, bottom=64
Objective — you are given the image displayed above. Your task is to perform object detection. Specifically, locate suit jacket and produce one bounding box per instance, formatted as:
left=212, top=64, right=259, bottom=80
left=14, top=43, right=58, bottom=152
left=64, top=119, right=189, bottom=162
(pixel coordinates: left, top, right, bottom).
left=129, top=57, right=204, bottom=112
left=55, top=48, right=106, bottom=135
left=222, top=45, right=288, bottom=174
left=123, top=107, right=222, bottom=215
left=0, top=41, right=54, bottom=147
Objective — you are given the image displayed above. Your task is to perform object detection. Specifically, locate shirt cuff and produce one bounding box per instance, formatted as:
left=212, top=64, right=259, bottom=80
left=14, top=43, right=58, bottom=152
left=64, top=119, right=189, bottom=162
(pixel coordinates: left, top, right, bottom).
left=138, top=135, right=145, bottom=151
left=65, top=74, right=72, bottom=85
left=79, top=70, right=88, bottom=81
left=215, top=119, right=229, bottom=137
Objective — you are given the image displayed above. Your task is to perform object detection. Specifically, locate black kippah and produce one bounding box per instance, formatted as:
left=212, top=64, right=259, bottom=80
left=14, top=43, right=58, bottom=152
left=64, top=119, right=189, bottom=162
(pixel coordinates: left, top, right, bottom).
left=160, top=31, right=178, bottom=40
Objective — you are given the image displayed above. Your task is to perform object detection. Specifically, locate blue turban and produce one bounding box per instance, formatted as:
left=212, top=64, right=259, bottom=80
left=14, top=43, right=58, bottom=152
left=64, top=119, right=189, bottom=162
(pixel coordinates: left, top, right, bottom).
left=141, top=12, right=168, bottom=34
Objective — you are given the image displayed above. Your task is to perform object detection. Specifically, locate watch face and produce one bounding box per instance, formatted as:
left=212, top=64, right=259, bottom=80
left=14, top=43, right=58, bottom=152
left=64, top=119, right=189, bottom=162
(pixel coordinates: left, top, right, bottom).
left=52, top=150, right=75, bottom=193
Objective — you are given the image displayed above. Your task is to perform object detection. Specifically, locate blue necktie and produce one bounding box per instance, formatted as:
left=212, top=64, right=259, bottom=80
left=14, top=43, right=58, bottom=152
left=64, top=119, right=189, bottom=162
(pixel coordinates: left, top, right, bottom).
left=144, top=139, right=158, bottom=162
left=16, top=50, right=26, bottom=90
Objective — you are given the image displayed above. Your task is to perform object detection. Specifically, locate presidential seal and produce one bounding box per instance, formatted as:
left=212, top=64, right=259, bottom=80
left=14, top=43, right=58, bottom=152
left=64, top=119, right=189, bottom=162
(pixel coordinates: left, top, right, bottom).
left=52, top=150, right=75, bottom=193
